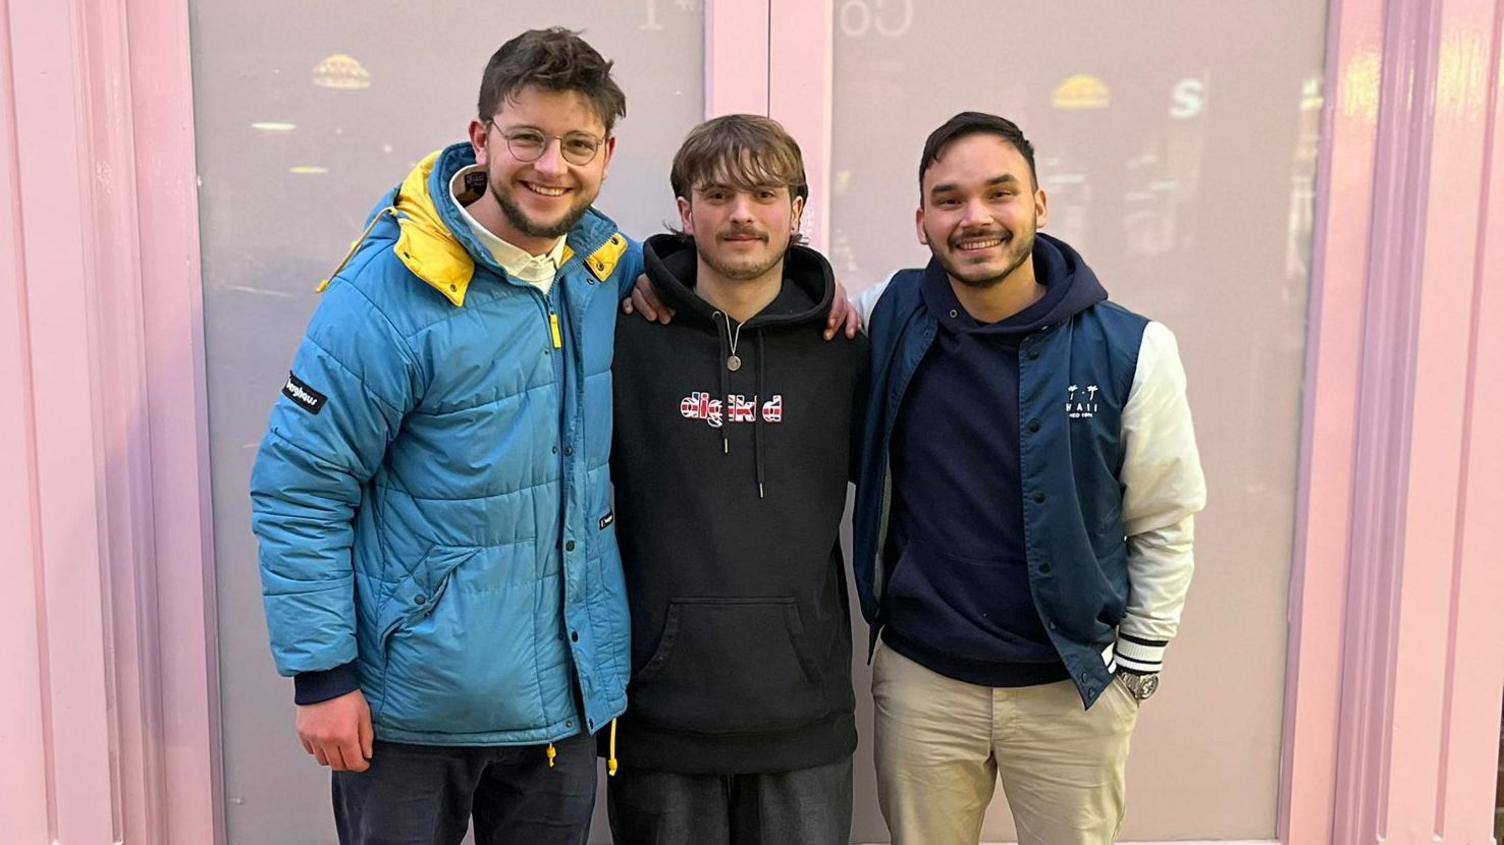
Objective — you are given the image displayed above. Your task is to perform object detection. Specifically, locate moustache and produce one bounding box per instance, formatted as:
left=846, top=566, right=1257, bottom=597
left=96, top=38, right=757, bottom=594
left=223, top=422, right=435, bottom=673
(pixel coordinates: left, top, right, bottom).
left=719, top=229, right=769, bottom=242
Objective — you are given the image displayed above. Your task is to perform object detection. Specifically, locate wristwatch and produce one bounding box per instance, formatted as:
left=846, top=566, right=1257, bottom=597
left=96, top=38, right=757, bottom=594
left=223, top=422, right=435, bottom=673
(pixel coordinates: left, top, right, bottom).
left=1115, top=670, right=1159, bottom=701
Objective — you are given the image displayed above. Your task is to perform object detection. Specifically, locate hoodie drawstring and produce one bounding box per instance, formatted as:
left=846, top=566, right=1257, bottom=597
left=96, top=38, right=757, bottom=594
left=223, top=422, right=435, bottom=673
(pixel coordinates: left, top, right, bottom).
left=714, top=311, right=767, bottom=497
left=714, top=312, right=731, bottom=455
left=754, top=331, right=766, bottom=499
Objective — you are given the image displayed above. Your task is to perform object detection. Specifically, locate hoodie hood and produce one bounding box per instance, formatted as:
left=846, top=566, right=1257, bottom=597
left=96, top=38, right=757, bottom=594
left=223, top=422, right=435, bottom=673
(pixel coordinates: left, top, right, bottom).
left=922, top=231, right=1107, bottom=335
left=638, top=233, right=842, bottom=497
left=642, top=233, right=835, bottom=331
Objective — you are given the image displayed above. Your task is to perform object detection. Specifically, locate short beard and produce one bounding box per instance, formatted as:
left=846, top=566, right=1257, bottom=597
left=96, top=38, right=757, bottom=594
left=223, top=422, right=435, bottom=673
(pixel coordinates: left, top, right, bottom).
left=701, top=250, right=782, bottom=282
left=697, top=233, right=786, bottom=282
left=494, top=178, right=593, bottom=240
left=941, top=231, right=1035, bottom=290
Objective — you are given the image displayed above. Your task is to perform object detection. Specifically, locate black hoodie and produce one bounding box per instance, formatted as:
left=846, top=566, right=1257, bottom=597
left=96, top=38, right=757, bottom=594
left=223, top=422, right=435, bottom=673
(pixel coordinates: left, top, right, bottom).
left=606, top=234, right=866, bottom=774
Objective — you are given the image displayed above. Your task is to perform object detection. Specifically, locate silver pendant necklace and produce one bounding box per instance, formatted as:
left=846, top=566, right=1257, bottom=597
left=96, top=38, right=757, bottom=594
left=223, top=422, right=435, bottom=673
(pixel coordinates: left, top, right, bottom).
left=721, top=312, right=744, bottom=372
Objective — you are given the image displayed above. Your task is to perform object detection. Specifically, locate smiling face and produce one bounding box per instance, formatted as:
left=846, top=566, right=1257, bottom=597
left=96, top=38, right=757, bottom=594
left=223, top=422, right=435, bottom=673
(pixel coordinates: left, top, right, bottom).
left=916, top=133, right=1048, bottom=289
left=467, top=85, right=615, bottom=251
left=678, top=181, right=803, bottom=282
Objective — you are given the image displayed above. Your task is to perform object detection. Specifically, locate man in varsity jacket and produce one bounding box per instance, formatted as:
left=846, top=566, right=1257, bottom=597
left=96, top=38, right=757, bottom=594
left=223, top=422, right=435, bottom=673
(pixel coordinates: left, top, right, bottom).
left=852, top=112, right=1207, bottom=845
left=606, top=114, right=866, bottom=844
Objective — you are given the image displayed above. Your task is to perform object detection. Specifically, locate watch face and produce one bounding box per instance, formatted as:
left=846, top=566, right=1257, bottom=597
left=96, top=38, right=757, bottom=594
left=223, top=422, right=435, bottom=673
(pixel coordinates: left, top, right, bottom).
left=1137, top=674, right=1159, bottom=699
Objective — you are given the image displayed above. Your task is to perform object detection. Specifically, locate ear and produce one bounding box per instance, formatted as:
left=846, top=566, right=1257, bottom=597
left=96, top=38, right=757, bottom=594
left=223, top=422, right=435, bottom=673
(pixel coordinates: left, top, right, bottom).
left=676, top=195, right=695, bottom=237
left=1034, top=187, right=1049, bottom=229
left=790, top=195, right=806, bottom=233
left=599, top=135, right=618, bottom=181
left=468, top=119, right=490, bottom=166
left=914, top=206, right=929, bottom=246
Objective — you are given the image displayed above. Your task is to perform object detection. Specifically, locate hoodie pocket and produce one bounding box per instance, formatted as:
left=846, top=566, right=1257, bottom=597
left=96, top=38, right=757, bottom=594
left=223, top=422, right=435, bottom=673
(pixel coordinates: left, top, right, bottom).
left=630, top=597, right=824, bottom=735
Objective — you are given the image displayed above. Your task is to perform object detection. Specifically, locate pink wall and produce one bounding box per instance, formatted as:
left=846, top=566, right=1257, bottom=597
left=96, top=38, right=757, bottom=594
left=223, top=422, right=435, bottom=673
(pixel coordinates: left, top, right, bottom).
left=0, top=0, right=1500, bottom=843
left=1280, top=0, right=1504, bottom=842
left=0, top=0, right=221, bottom=842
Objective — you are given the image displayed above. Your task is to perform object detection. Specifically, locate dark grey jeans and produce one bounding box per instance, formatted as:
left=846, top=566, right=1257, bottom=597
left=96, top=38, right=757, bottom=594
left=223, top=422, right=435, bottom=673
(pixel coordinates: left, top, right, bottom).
left=606, top=756, right=853, bottom=845
left=331, top=733, right=596, bottom=845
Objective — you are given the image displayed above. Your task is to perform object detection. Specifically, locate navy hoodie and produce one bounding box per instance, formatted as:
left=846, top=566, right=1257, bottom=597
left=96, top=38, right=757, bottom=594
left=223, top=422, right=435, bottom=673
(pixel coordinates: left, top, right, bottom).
left=606, top=234, right=866, bottom=774
left=882, top=236, right=1107, bottom=687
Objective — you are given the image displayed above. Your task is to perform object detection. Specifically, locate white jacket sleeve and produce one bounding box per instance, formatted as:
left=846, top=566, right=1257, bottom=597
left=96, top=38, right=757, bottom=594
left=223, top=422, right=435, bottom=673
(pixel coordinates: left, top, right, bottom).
left=856, top=273, right=896, bottom=332
left=1114, top=321, right=1207, bottom=674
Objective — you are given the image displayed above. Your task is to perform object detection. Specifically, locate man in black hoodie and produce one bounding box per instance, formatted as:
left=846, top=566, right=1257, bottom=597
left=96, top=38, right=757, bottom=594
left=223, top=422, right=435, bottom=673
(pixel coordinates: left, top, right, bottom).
left=605, top=114, right=866, bottom=844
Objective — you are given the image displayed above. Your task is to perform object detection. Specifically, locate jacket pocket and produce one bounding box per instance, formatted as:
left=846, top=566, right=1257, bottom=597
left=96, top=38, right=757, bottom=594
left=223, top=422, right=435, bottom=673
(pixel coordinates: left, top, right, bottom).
left=378, top=546, right=556, bottom=736
left=629, top=597, right=824, bottom=735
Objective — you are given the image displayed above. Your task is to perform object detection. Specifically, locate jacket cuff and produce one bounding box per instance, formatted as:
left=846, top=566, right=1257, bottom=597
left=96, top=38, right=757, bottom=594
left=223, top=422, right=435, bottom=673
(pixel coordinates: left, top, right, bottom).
left=1114, top=632, right=1168, bottom=675
left=293, top=662, right=360, bottom=705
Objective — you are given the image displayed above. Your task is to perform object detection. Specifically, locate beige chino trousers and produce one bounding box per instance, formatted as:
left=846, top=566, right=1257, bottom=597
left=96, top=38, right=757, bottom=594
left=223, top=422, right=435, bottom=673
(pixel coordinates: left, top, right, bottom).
left=872, top=641, right=1140, bottom=845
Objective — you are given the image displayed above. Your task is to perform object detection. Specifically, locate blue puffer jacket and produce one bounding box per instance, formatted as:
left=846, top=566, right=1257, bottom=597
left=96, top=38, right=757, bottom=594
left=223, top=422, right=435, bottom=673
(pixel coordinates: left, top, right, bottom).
left=250, top=142, right=641, bottom=745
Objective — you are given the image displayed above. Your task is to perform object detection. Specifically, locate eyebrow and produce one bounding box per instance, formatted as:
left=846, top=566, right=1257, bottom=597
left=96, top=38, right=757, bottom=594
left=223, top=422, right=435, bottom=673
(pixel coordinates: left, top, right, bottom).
left=928, top=174, right=1020, bottom=197
left=495, top=123, right=596, bottom=137
left=695, top=182, right=782, bottom=193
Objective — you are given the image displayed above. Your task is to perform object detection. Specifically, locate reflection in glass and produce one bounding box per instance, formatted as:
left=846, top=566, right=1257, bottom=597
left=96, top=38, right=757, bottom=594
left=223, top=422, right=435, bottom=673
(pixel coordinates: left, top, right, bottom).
left=831, top=1, right=1327, bottom=841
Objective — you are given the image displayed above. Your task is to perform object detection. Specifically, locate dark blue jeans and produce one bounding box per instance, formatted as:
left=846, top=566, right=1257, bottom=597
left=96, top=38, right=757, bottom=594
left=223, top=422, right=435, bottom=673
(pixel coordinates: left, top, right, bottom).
left=332, top=733, right=596, bottom=845
left=606, top=756, right=853, bottom=845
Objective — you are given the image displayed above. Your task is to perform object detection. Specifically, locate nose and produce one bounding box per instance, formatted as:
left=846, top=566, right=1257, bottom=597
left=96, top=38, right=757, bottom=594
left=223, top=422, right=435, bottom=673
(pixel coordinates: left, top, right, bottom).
left=531, top=137, right=569, bottom=177
left=728, top=192, right=755, bottom=223
left=960, top=197, right=991, bottom=228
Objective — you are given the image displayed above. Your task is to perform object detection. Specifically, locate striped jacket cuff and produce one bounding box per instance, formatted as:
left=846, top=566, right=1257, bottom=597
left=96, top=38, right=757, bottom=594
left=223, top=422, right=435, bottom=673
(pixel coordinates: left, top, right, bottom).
left=1114, top=631, right=1169, bottom=675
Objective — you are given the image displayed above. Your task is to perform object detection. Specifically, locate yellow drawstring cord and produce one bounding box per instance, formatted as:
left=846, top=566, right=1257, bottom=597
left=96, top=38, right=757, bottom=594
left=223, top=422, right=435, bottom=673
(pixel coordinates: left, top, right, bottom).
left=316, top=206, right=396, bottom=292
left=546, top=720, right=617, bottom=774
left=608, top=718, right=619, bottom=776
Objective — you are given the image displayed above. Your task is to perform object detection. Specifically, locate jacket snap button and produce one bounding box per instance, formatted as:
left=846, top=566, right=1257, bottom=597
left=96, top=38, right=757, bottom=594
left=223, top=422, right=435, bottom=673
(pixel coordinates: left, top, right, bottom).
left=1027, top=349, right=1039, bottom=360
left=949, top=309, right=958, bottom=318
left=1028, top=419, right=1040, bottom=433
left=1032, top=492, right=1046, bottom=503
left=565, top=720, right=573, bottom=728
left=565, top=540, right=576, bottom=552
left=570, top=631, right=579, bottom=642
left=448, top=284, right=457, bottom=292
left=414, top=594, right=426, bottom=605
left=1039, top=563, right=1052, bottom=574
left=564, top=446, right=574, bottom=456
left=1048, top=621, right=1057, bottom=631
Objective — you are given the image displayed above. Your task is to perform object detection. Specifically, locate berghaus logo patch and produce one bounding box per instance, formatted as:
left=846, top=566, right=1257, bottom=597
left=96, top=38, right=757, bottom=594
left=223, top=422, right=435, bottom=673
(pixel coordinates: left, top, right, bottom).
left=599, top=511, right=614, bottom=531
left=282, top=371, right=327, bottom=415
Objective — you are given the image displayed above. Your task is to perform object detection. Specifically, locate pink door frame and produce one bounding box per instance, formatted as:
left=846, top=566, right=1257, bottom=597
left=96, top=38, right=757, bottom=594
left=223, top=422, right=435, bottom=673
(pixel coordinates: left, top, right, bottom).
left=2, top=0, right=222, bottom=842
left=1279, top=0, right=1504, bottom=840
left=1, top=0, right=1499, bottom=841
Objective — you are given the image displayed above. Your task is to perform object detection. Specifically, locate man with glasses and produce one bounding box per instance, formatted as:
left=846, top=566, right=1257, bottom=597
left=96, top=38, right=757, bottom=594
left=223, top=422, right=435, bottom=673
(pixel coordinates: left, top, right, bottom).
left=250, top=28, right=637, bottom=844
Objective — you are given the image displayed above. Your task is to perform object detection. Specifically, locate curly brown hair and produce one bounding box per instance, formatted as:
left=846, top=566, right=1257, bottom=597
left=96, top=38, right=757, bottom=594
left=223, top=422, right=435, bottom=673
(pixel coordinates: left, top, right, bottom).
left=477, top=28, right=627, bottom=133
